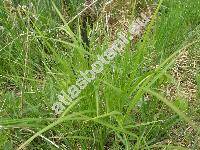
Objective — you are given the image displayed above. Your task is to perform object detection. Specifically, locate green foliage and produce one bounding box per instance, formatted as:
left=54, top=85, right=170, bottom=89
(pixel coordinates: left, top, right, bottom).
left=0, top=0, right=200, bottom=149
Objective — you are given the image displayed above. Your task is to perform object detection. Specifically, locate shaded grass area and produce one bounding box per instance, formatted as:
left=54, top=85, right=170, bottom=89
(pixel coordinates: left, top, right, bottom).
left=0, top=0, right=200, bottom=149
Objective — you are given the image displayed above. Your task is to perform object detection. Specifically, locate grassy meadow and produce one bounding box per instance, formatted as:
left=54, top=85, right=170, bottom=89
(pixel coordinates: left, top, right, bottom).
left=0, top=0, right=200, bottom=149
